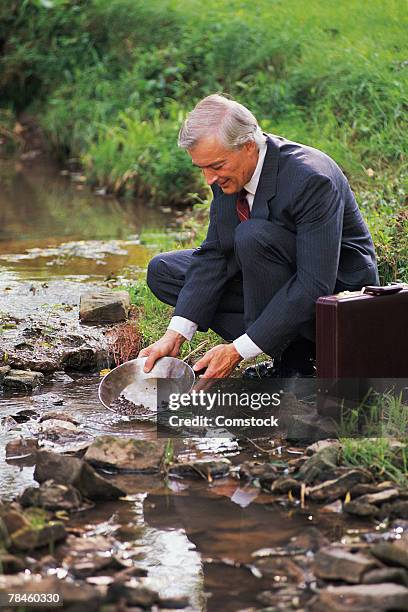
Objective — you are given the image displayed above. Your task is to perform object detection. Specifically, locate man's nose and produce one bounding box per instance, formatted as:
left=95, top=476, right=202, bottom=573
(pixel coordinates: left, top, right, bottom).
left=202, top=168, right=218, bottom=185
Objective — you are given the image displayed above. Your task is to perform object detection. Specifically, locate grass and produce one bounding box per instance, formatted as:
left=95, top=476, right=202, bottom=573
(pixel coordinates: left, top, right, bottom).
left=1, top=0, right=407, bottom=279
left=339, top=391, right=408, bottom=486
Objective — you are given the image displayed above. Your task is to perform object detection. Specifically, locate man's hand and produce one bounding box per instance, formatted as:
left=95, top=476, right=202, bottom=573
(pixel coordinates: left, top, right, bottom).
left=193, top=343, right=242, bottom=379
left=138, top=330, right=186, bottom=373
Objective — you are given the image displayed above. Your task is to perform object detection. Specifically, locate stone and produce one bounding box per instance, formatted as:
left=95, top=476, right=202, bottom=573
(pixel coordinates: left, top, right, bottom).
left=168, top=458, right=231, bottom=479
left=306, top=439, right=340, bottom=456
left=288, top=527, right=329, bottom=553
left=107, top=580, right=159, bottom=607
left=270, top=476, right=301, bottom=494
left=314, top=547, right=378, bottom=583
left=356, top=489, right=400, bottom=506
left=10, top=408, right=39, bottom=423
left=80, top=289, right=130, bottom=323
left=0, top=415, right=19, bottom=431
left=60, top=346, right=97, bottom=371
left=350, top=481, right=395, bottom=497
left=362, top=567, right=408, bottom=587
left=34, top=451, right=83, bottom=485
left=310, top=583, right=408, bottom=611
left=20, top=480, right=83, bottom=511
left=0, top=365, right=11, bottom=383
left=158, top=594, right=190, bottom=608
left=34, top=450, right=125, bottom=501
left=0, top=575, right=61, bottom=601
left=8, top=355, right=58, bottom=374
left=11, top=521, right=66, bottom=551
left=3, top=369, right=44, bottom=390
left=39, top=411, right=77, bottom=423
left=384, top=501, right=408, bottom=520
left=0, top=552, right=25, bottom=573
left=84, top=436, right=166, bottom=472
left=6, top=437, right=39, bottom=460
left=1, top=510, right=30, bottom=535
left=77, top=463, right=126, bottom=500
left=321, top=500, right=343, bottom=513
left=59, top=580, right=102, bottom=611
left=286, top=410, right=338, bottom=442
left=239, top=460, right=279, bottom=484
left=253, top=556, right=306, bottom=584
left=371, top=536, right=408, bottom=569
left=343, top=499, right=380, bottom=517
left=308, top=470, right=371, bottom=502
left=61, top=534, right=122, bottom=578
left=298, top=445, right=340, bottom=484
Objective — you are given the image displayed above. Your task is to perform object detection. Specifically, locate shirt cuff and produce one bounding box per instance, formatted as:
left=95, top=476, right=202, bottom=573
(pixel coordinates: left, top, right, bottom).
left=168, top=316, right=198, bottom=341
left=233, top=334, right=263, bottom=359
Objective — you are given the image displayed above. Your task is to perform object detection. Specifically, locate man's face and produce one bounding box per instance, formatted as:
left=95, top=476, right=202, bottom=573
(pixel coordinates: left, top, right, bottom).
left=188, top=136, right=259, bottom=194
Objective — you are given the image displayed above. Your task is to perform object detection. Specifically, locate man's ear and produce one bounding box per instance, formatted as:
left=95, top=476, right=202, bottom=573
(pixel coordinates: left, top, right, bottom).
left=243, top=140, right=257, bottom=153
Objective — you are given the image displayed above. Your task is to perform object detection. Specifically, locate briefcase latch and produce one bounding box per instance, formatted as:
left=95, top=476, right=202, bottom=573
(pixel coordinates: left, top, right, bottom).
left=362, top=284, right=404, bottom=296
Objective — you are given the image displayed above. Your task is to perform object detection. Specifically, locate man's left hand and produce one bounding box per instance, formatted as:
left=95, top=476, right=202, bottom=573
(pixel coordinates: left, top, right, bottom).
left=193, top=343, right=242, bottom=379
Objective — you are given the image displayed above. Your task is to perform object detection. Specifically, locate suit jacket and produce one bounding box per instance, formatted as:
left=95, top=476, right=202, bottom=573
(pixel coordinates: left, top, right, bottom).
left=174, top=134, right=379, bottom=355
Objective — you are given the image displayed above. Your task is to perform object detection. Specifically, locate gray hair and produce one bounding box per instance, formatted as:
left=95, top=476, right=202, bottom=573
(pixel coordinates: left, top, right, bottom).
left=178, top=94, right=265, bottom=150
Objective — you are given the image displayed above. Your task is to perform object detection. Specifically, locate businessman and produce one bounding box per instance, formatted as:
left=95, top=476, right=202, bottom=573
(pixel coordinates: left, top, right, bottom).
left=139, top=94, right=379, bottom=378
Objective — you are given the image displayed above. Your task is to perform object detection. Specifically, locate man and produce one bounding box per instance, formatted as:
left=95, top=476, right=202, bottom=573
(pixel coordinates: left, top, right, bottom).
left=139, top=94, right=379, bottom=378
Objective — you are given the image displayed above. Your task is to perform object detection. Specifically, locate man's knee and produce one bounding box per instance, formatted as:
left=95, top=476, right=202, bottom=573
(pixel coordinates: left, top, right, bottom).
left=234, top=218, right=296, bottom=263
left=234, top=219, right=265, bottom=253
left=146, top=255, right=164, bottom=294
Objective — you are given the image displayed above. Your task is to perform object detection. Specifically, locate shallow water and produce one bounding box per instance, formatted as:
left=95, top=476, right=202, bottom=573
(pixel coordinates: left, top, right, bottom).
left=0, top=159, right=366, bottom=611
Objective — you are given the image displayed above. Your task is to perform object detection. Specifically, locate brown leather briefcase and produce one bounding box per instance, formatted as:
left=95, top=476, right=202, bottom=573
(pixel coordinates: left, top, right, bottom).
left=316, top=284, right=408, bottom=378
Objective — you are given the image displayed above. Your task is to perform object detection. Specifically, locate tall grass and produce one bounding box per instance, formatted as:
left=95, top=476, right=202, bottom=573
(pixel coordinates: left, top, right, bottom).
left=1, top=0, right=407, bottom=278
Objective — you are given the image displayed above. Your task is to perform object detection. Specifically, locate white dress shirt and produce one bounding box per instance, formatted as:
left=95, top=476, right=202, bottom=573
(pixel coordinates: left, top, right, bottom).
left=168, top=137, right=268, bottom=359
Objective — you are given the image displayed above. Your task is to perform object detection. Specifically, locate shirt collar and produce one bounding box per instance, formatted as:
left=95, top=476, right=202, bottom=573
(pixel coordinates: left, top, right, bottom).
left=244, top=135, right=268, bottom=196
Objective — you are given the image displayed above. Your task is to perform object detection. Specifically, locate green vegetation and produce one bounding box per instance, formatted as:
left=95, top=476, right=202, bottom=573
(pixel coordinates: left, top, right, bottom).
left=1, top=0, right=407, bottom=282
left=340, top=391, right=408, bottom=486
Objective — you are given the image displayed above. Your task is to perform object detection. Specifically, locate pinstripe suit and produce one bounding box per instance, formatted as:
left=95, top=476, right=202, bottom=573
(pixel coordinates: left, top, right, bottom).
left=148, top=134, right=379, bottom=357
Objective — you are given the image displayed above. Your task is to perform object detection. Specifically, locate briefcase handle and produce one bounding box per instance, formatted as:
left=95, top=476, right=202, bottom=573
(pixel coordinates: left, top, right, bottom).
left=362, top=284, right=404, bottom=296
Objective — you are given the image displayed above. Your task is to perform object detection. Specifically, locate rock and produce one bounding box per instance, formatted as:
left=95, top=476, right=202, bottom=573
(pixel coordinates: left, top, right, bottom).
left=169, top=458, right=231, bottom=479
left=298, top=445, right=340, bottom=484
left=321, top=500, right=343, bottom=513
left=362, top=567, right=408, bottom=587
left=20, top=480, right=82, bottom=511
left=356, top=489, right=400, bottom=506
left=383, top=501, right=408, bottom=520
left=11, top=521, right=66, bottom=551
left=1, top=510, right=30, bottom=535
left=6, top=437, right=39, bottom=461
left=61, top=534, right=122, bottom=578
left=239, top=461, right=279, bottom=484
left=270, top=476, right=301, bottom=494
left=77, top=463, right=125, bottom=500
left=288, top=527, right=329, bottom=553
left=59, top=580, right=102, bottom=611
left=308, top=470, right=371, bottom=502
left=34, top=450, right=125, bottom=501
left=80, top=289, right=130, bottom=323
left=0, top=575, right=61, bottom=601
left=286, top=410, right=337, bottom=442
left=34, top=451, right=83, bottom=485
left=0, top=364, right=11, bottom=383
left=371, top=536, right=408, bottom=569
left=3, top=369, right=44, bottom=390
left=1, top=415, right=19, bottom=431
left=34, top=395, right=64, bottom=408
left=39, top=411, right=77, bottom=423
left=0, top=552, right=25, bottom=573
left=84, top=436, right=166, bottom=472
left=107, top=580, right=159, bottom=606
left=350, top=481, right=395, bottom=497
left=60, top=346, right=97, bottom=371
left=306, top=439, right=340, bottom=456
left=8, top=355, right=58, bottom=374
left=310, top=583, right=408, bottom=611
left=343, top=499, right=380, bottom=517
left=10, top=408, right=39, bottom=423
left=314, top=547, right=377, bottom=583
left=253, top=556, right=305, bottom=583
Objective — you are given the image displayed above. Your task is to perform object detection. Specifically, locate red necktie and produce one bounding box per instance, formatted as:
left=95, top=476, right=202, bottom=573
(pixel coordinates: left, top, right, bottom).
left=236, top=189, right=250, bottom=222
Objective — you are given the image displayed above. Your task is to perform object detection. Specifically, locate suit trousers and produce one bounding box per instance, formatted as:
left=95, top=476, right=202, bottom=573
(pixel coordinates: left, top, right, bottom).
left=147, top=219, right=320, bottom=363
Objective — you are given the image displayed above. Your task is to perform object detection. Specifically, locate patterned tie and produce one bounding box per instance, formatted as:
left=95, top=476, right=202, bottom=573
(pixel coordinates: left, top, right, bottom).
left=236, top=188, right=250, bottom=222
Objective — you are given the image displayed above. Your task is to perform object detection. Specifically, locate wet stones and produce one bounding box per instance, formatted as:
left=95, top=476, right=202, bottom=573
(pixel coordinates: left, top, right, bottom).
left=0, top=365, right=11, bottom=382
left=107, top=580, right=159, bottom=607
left=60, top=346, right=97, bottom=371
left=307, top=469, right=371, bottom=502
left=370, top=535, right=408, bottom=569
left=5, top=437, right=39, bottom=461
left=3, top=369, right=44, bottom=390
left=20, top=480, right=83, bottom=511
left=34, top=450, right=126, bottom=501
left=84, top=436, right=166, bottom=472
left=79, top=289, right=130, bottom=323
left=314, top=547, right=378, bottom=583
left=298, top=445, right=341, bottom=484
left=168, top=458, right=231, bottom=480
left=310, top=583, right=408, bottom=611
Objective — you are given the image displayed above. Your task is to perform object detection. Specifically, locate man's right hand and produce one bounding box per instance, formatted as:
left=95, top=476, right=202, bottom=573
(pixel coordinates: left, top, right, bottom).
left=138, top=329, right=186, bottom=373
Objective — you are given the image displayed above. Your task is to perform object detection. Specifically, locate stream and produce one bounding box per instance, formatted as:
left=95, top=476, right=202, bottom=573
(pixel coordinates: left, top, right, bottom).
left=0, top=159, right=404, bottom=611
